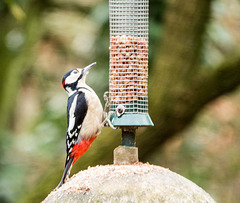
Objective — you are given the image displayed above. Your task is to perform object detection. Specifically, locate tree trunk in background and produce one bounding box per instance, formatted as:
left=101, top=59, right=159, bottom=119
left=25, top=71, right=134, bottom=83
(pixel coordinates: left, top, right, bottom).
left=138, top=0, right=212, bottom=158
left=138, top=0, right=240, bottom=159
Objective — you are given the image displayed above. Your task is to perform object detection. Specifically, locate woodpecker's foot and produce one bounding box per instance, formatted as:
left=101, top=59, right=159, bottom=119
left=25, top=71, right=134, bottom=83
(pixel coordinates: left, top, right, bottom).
left=101, top=111, right=116, bottom=129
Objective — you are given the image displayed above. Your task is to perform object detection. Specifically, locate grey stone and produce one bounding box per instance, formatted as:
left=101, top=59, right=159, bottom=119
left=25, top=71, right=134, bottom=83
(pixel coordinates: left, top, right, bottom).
left=43, top=164, right=216, bottom=203
left=114, top=146, right=138, bottom=164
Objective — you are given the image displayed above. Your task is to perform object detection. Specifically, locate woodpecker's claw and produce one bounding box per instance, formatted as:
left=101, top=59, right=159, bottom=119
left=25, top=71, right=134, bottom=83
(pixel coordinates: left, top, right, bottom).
left=102, top=111, right=116, bottom=130
left=106, top=118, right=116, bottom=130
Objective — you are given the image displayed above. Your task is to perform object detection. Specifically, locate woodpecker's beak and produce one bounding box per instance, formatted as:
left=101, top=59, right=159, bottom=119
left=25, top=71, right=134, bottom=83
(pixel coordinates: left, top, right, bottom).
left=81, top=62, right=96, bottom=75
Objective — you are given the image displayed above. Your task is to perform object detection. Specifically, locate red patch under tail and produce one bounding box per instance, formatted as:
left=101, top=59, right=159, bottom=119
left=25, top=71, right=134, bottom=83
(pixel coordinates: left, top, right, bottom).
left=70, top=136, right=97, bottom=165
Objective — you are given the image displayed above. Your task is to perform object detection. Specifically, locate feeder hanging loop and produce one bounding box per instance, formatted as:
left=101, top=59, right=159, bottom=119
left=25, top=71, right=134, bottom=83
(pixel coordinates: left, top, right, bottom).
left=103, top=91, right=110, bottom=119
left=102, top=91, right=116, bottom=129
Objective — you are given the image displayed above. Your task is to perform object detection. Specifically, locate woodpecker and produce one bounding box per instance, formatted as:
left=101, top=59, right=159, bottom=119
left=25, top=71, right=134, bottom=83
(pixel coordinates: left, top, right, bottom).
left=56, top=62, right=103, bottom=189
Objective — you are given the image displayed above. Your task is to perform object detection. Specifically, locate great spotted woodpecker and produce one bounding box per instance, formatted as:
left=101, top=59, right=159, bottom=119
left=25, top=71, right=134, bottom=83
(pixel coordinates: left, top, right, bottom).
left=56, top=62, right=103, bottom=189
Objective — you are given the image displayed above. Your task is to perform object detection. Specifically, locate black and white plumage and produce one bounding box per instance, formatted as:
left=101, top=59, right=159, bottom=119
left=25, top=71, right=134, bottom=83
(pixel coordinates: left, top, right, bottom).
left=56, top=62, right=103, bottom=189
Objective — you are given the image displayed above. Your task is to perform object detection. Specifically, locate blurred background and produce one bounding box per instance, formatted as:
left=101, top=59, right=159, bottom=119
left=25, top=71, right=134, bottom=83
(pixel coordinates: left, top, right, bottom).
left=0, top=0, right=240, bottom=202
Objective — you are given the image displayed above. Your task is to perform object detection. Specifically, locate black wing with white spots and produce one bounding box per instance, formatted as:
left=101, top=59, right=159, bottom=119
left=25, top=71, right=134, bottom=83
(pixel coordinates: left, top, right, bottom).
left=56, top=91, right=88, bottom=189
left=65, top=91, right=88, bottom=164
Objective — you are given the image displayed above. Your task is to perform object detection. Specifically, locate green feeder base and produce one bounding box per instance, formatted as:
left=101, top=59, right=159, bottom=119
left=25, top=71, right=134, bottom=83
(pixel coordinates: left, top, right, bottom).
left=110, top=113, right=154, bottom=127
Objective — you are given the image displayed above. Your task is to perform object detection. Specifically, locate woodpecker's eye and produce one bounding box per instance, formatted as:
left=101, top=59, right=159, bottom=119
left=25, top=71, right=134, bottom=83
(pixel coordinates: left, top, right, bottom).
left=73, top=70, right=78, bottom=74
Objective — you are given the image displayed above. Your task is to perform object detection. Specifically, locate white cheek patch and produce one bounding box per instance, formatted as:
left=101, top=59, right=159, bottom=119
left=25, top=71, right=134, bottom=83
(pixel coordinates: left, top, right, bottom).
left=65, top=72, right=80, bottom=85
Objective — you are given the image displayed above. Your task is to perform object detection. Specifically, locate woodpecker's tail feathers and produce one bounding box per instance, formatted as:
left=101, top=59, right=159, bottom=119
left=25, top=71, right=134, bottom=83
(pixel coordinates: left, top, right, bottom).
left=55, top=156, right=74, bottom=190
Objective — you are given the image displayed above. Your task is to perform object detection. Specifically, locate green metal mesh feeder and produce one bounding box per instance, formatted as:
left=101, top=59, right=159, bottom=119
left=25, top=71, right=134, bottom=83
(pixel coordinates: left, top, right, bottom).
left=107, top=0, right=153, bottom=150
left=109, top=0, right=153, bottom=126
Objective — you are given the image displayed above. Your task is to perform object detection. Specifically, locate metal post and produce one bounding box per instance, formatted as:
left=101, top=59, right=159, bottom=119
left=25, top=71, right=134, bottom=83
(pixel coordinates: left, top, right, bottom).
left=114, top=127, right=138, bottom=164
left=121, top=127, right=136, bottom=147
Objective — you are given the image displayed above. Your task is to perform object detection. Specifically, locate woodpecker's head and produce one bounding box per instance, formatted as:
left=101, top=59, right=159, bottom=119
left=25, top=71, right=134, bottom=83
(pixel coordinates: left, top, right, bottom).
left=62, top=62, right=96, bottom=94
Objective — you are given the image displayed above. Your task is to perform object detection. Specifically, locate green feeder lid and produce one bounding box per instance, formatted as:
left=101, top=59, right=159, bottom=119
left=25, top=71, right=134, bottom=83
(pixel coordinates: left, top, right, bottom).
left=110, top=113, right=154, bottom=127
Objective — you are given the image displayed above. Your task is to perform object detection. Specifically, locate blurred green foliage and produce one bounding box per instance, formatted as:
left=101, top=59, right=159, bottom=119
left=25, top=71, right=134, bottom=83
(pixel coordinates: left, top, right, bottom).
left=0, top=0, right=240, bottom=203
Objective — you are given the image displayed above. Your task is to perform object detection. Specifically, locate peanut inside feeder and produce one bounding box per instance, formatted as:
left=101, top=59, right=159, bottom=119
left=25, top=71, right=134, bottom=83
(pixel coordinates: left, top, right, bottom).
left=109, top=35, right=148, bottom=108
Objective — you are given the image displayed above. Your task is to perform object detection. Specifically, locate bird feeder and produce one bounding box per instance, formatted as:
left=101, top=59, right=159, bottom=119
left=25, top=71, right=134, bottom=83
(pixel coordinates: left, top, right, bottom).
left=108, top=0, right=153, bottom=149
